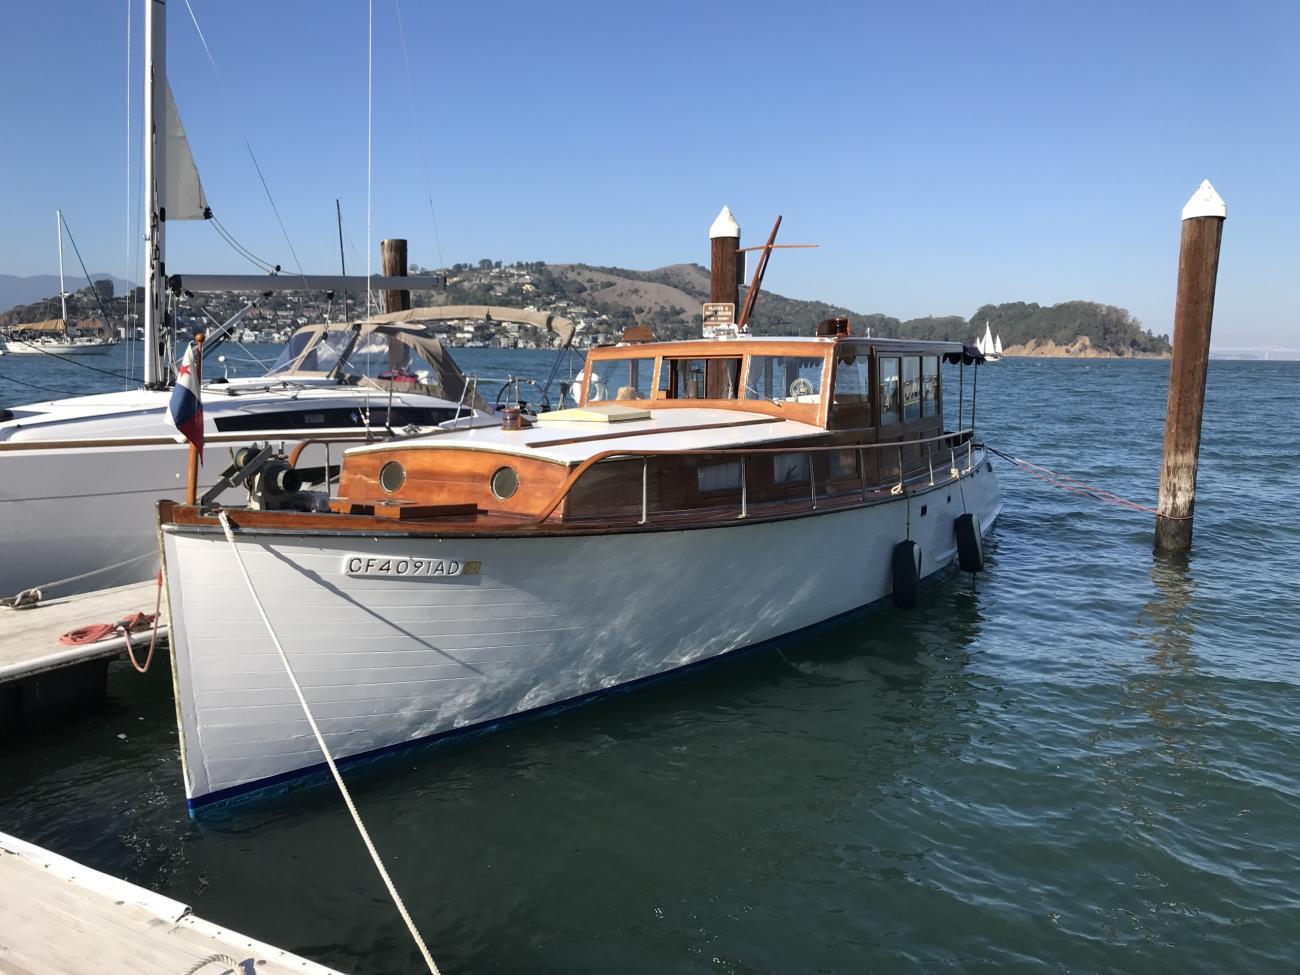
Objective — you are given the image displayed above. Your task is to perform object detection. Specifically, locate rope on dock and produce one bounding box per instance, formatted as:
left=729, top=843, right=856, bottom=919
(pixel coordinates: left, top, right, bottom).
left=986, top=445, right=1189, bottom=518
left=216, top=511, right=442, bottom=975
left=126, top=572, right=165, bottom=674
left=3, top=551, right=157, bottom=607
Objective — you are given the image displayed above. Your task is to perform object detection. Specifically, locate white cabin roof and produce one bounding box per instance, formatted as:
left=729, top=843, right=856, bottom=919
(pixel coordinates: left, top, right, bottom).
left=347, top=407, right=823, bottom=465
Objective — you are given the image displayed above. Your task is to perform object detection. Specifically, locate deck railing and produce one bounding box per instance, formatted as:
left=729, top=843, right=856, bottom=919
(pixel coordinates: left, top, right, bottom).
left=529, top=428, right=979, bottom=527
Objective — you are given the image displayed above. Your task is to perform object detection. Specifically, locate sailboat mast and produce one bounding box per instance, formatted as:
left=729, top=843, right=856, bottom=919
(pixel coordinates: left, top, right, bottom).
left=56, top=209, right=68, bottom=322
left=142, top=0, right=167, bottom=386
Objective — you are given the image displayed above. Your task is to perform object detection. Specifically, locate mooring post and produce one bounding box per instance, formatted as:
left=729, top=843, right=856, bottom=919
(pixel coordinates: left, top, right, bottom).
left=1155, top=180, right=1227, bottom=552
left=380, top=238, right=410, bottom=314
left=709, top=206, right=741, bottom=315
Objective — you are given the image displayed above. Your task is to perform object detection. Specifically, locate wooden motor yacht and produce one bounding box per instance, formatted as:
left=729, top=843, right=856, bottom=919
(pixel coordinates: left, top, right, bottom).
left=159, top=216, right=999, bottom=808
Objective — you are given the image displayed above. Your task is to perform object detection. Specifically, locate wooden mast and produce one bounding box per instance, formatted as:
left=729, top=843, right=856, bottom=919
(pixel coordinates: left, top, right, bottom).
left=736, top=216, right=783, bottom=330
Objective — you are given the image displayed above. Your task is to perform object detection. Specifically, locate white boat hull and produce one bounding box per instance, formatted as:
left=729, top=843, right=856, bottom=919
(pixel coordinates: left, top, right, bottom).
left=162, top=456, right=1001, bottom=807
left=1, top=340, right=116, bottom=355
left=0, top=385, right=491, bottom=597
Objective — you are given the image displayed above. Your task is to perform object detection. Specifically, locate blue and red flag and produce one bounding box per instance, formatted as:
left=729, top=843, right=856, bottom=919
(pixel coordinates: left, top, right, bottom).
left=168, top=342, right=204, bottom=461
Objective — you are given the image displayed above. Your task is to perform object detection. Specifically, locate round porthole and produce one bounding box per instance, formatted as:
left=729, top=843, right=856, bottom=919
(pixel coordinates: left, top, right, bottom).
left=379, top=460, right=406, bottom=493
left=490, top=466, right=519, bottom=500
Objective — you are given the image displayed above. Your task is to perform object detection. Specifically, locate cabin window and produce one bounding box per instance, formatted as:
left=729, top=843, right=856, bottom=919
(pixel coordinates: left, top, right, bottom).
left=829, top=449, right=860, bottom=479
left=664, top=357, right=741, bottom=399
left=588, top=357, right=655, bottom=401
left=213, top=405, right=458, bottom=432
left=922, top=356, right=939, bottom=416
left=902, top=357, right=922, bottom=421
left=698, top=461, right=742, bottom=493
left=744, top=355, right=824, bottom=403
left=773, top=452, right=810, bottom=485
left=879, top=357, right=901, bottom=424
left=830, top=354, right=872, bottom=427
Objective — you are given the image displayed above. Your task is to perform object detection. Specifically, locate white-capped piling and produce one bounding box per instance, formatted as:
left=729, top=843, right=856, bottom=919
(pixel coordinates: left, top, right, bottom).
left=1155, top=180, right=1227, bottom=552
left=709, top=206, right=741, bottom=315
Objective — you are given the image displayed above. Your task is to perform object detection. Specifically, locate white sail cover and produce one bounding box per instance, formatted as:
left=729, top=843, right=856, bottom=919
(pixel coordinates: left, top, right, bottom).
left=164, top=81, right=209, bottom=220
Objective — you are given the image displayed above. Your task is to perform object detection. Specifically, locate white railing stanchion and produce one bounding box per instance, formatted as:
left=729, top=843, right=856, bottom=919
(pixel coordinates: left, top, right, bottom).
left=739, top=456, right=748, bottom=519
left=859, top=447, right=868, bottom=501
left=640, top=458, right=648, bottom=525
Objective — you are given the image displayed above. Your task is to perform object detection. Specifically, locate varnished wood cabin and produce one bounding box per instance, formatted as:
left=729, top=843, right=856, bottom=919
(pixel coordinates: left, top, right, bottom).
left=298, top=327, right=980, bottom=534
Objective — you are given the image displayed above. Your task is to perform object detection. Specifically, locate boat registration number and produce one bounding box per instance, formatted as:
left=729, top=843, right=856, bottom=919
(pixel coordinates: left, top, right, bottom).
left=343, top=556, right=480, bottom=578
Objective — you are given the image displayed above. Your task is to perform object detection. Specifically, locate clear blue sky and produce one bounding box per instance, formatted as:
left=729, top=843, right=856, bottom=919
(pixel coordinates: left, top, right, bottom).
left=1, top=0, right=1296, bottom=345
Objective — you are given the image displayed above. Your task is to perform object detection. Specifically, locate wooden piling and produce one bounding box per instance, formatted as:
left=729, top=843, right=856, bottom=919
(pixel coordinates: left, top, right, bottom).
left=380, top=238, right=410, bottom=315
left=1155, top=180, right=1227, bottom=552
left=709, top=206, right=741, bottom=314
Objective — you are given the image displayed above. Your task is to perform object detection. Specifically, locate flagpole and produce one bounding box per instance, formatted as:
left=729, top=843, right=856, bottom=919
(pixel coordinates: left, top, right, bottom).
left=185, top=331, right=203, bottom=504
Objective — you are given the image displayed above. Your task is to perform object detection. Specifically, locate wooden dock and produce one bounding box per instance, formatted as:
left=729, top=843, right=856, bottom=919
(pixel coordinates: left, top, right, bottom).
left=0, top=831, right=346, bottom=974
left=0, top=580, right=168, bottom=736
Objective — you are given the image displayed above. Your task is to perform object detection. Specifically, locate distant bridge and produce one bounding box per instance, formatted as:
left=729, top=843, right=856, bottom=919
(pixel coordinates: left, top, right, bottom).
left=1209, top=345, right=1299, bottom=361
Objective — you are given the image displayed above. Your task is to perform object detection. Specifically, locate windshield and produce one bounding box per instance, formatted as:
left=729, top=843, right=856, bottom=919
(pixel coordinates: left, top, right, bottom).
left=267, top=329, right=354, bottom=376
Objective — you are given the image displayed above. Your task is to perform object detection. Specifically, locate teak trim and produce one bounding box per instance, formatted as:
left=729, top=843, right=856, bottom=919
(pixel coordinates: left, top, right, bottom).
left=524, top=415, right=778, bottom=449
left=526, top=427, right=975, bottom=525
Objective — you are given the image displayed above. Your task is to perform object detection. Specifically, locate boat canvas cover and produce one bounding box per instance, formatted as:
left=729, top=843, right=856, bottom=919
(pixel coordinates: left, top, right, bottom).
left=278, top=321, right=491, bottom=413
left=10, top=318, right=68, bottom=333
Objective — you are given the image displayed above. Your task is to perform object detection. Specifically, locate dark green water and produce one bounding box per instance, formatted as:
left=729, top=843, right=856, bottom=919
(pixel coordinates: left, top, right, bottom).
left=2, top=353, right=1298, bottom=973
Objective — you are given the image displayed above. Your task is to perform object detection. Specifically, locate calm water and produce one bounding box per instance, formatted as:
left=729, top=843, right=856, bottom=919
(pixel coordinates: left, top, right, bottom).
left=2, top=349, right=1299, bottom=974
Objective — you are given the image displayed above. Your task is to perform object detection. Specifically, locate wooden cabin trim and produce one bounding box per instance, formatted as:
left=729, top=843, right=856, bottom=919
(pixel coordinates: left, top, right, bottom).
left=524, top=415, right=778, bottom=449
left=336, top=444, right=571, bottom=517
left=525, top=427, right=974, bottom=525
left=587, top=397, right=820, bottom=425
left=581, top=341, right=834, bottom=426
left=161, top=442, right=989, bottom=541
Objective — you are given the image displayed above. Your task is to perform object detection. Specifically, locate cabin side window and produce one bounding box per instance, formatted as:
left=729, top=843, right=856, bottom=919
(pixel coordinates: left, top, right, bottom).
left=773, top=452, right=810, bottom=484
left=879, top=357, right=901, bottom=424
left=698, top=461, right=742, bottom=493
left=830, top=353, right=872, bottom=427
left=902, top=357, right=922, bottom=421
left=663, top=357, right=741, bottom=399
left=921, top=355, right=939, bottom=416
left=744, top=355, right=824, bottom=403
left=587, top=357, right=656, bottom=401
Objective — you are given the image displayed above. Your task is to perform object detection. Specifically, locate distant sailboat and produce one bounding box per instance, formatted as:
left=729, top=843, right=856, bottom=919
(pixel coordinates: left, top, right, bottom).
left=976, top=321, right=1002, bottom=361
left=0, top=211, right=118, bottom=356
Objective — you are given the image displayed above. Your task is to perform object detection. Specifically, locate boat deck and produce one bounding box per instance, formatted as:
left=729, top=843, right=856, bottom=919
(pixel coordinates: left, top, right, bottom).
left=0, top=831, right=346, bottom=974
left=0, top=580, right=165, bottom=683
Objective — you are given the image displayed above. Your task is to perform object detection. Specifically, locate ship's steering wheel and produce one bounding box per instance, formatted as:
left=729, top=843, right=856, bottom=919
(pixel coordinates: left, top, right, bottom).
left=494, top=376, right=551, bottom=416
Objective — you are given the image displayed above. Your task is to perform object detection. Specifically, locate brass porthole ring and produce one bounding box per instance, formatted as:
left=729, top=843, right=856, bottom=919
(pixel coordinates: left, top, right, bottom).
left=379, top=460, right=406, bottom=493
left=490, top=466, right=519, bottom=500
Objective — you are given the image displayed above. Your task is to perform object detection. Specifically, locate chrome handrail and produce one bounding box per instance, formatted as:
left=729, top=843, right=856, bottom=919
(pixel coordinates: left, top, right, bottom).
left=532, top=427, right=977, bottom=526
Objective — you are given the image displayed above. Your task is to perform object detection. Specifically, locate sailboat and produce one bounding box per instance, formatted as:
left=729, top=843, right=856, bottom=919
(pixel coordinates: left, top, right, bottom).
left=0, top=1, right=554, bottom=600
left=0, top=212, right=118, bottom=356
left=975, top=321, right=1002, bottom=361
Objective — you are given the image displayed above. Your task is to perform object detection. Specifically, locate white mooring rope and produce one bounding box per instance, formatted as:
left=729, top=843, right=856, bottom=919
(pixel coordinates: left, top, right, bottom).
left=217, top=511, right=441, bottom=975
